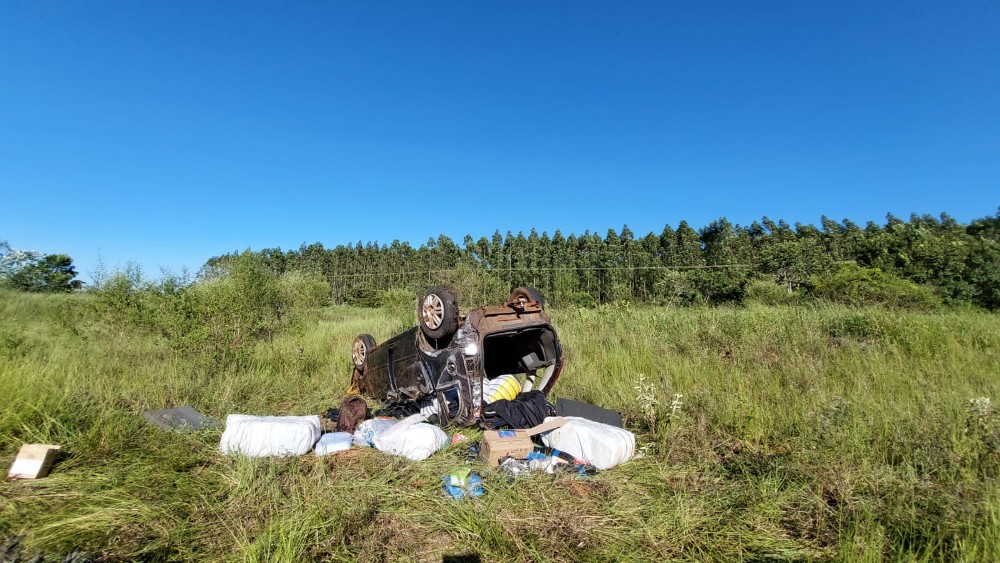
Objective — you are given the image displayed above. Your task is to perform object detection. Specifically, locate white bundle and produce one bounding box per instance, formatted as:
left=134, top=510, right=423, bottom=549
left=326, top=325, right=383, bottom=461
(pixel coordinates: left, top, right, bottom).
left=373, top=414, right=448, bottom=461
left=219, top=414, right=321, bottom=457
left=540, top=416, right=636, bottom=470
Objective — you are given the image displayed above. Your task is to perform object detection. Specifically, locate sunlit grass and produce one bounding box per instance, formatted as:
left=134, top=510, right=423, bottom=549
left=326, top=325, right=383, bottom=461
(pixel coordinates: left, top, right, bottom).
left=1, top=291, right=999, bottom=561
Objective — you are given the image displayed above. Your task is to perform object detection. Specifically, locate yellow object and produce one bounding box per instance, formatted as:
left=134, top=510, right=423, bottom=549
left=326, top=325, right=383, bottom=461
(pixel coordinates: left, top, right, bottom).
left=485, top=374, right=520, bottom=403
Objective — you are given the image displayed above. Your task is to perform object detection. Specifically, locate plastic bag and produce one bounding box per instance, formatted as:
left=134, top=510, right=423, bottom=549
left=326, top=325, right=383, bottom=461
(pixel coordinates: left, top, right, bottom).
left=219, top=414, right=321, bottom=457
left=540, top=416, right=635, bottom=470
left=442, top=467, right=484, bottom=499
left=374, top=414, right=448, bottom=461
left=353, top=418, right=396, bottom=448
left=314, top=432, right=353, bottom=456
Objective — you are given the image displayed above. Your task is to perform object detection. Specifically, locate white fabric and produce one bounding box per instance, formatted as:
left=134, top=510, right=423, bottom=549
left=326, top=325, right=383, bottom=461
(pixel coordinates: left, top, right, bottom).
left=219, top=414, right=321, bottom=457
left=540, top=416, right=636, bottom=470
left=314, top=432, right=353, bottom=456
left=373, top=413, right=448, bottom=461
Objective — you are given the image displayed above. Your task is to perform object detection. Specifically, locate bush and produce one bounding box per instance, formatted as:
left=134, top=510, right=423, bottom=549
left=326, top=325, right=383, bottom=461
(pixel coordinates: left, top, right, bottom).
left=811, top=264, right=942, bottom=310
left=431, top=265, right=508, bottom=308
left=279, top=271, right=331, bottom=311
left=87, top=252, right=324, bottom=366
left=692, top=270, right=746, bottom=304
left=89, top=265, right=157, bottom=327
left=744, top=279, right=800, bottom=306
left=378, top=288, right=415, bottom=310
left=653, top=271, right=703, bottom=306
left=191, top=258, right=284, bottom=349
left=344, top=287, right=382, bottom=308
left=558, top=290, right=598, bottom=309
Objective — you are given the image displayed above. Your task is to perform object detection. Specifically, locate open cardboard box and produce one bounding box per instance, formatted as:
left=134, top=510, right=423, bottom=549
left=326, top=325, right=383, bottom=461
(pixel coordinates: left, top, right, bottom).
left=481, top=417, right=566, bottom=467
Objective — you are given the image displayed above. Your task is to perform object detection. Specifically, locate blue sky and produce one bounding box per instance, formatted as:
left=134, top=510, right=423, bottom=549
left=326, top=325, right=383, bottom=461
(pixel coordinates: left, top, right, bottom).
left=2, top=1, right=998, bottom=282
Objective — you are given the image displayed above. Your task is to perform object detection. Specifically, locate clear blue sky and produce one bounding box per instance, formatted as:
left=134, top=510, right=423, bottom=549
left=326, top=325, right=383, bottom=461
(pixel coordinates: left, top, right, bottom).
left=2, top=1, right=998, bottom=282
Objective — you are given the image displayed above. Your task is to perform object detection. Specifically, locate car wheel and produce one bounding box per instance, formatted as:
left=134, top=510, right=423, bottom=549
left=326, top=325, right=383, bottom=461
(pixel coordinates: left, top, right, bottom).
left=352, top=334, right=377, bottom=371
left=418, top=286, right=459, bottom=340
left=507, top=286, right=545, bottom=309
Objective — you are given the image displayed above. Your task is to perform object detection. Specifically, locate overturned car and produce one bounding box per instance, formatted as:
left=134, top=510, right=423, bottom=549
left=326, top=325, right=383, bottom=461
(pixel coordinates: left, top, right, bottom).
left=350, top=287, right=564, bottom=427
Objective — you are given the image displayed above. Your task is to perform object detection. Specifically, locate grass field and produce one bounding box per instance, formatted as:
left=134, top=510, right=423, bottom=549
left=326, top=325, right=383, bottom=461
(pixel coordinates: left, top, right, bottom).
left=2, top=290, right=999, bottom=561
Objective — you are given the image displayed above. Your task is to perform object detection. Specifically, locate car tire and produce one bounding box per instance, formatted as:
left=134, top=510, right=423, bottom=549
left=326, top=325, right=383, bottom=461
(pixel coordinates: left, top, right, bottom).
left=418, top=286, right=459, bottom=340
left=352, top=334, right=377, bottom=371
left=507, top=286, right=545, bottom=309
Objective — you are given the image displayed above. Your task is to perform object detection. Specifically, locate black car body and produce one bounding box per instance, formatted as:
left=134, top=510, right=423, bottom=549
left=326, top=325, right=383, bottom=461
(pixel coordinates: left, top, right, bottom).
left=350, top=287, right=564, bottom=426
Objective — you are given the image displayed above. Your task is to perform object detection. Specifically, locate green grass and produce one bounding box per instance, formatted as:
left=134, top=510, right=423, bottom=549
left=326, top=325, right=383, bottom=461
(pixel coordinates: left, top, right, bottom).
left=1, top=290, right=999, bottom=561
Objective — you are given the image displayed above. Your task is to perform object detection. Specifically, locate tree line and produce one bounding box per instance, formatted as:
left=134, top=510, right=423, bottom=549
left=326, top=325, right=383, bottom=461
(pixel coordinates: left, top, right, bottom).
left=206, top=209, right=1000, bottom=311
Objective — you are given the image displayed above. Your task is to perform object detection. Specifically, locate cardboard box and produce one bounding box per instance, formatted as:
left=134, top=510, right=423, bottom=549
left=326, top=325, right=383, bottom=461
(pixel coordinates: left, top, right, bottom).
left=481, top=418, right=566, bottom=467
left=7, top=444, right=61, bottom=480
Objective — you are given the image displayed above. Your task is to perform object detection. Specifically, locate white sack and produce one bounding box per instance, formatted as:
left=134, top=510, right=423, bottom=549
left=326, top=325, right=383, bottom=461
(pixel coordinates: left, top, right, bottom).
left=353, top=418, right=396, bottom=448
left=314, top=432, right=353, bottom=456
left=373, top=414, right=448, bottom=461
left=219, top=414, right=321, bottom=457
left=540, top=416, right=636, bottom=470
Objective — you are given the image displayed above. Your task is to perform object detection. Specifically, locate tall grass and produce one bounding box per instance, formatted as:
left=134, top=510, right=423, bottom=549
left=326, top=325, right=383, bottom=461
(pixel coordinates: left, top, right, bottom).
left=1, top=290, right=998, bottom=561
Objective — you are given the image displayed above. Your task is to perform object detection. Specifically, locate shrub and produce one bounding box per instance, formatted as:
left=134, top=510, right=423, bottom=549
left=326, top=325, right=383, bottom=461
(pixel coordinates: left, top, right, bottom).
left=652, top=270, right=703, bottom=306
left=692, top=270, right=746, bottom=304
left=279, top=271, right=331, bottom=311
left=811, top=264, right=942, bottom=310
left=744, top=279, right=800, bottom=306
left=378, top=288, right=415, bottom=310
left=184, top=252, right=288, bottom=351
left=345, top=287, right=382, bottom=308
left=87, top=252, right=322, bottom=366
left=431, top=265, right=508, bottom=308
left=89, top=265, right=157, bottom=328
left=558, top=290, right=598, bottom=309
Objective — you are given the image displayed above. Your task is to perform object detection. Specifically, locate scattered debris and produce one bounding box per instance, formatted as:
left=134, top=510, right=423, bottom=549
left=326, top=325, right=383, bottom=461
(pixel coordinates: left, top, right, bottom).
left=498, top=450, right=597, bottom=477
left=442, top=467, right=484, bottom=499
left=321, top=408, right=340, bottom=432
left=143, top=405, right=221, bottom=431
left=7, top=444, right=61, bottom=480
left=480, top=418, right=566, bottom=467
